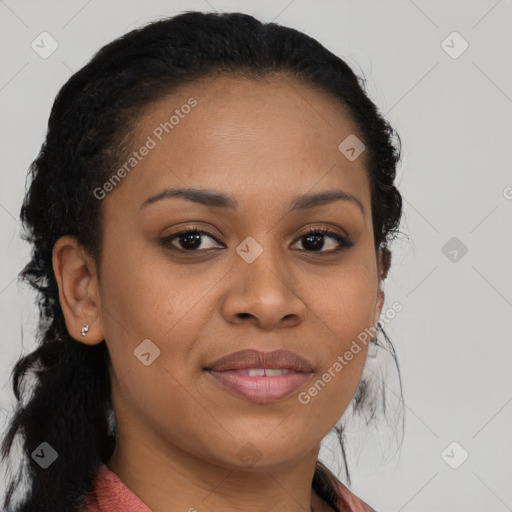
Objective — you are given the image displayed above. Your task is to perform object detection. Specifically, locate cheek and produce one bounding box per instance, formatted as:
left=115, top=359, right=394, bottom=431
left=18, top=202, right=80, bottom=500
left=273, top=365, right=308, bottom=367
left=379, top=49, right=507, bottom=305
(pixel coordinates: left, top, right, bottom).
left=298, top=315, right=372, bottom=434
left=98, top=244, right=217, bottom=390
left=301, top=264, right=376, bottom=414
left=314, top=260, right=378, bottom=345
left=96, top=241, right=175, bottom=386
left=98, top=233, right=186, bottom=337
left=100, top=252, right=207, bottom=442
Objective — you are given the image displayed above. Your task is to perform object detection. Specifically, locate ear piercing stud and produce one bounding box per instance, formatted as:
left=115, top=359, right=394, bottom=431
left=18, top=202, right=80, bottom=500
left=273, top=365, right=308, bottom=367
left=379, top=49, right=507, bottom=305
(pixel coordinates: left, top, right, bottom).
left=81, top=324, right=89, bottom=337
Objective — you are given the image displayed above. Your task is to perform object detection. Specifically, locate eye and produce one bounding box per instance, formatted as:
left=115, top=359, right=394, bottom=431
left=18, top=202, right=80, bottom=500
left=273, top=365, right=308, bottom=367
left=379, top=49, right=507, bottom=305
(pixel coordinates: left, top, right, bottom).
left=291, top=227, right=354, bottom=254
left=159, top=226, right=354, bottom=255
left=159, top=226, right=223, bottom=252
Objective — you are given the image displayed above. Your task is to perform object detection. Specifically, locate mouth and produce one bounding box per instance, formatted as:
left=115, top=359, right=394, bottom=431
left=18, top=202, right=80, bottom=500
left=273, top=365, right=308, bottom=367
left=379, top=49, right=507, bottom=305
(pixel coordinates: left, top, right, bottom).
left=204, top=349, right=314, bottom=403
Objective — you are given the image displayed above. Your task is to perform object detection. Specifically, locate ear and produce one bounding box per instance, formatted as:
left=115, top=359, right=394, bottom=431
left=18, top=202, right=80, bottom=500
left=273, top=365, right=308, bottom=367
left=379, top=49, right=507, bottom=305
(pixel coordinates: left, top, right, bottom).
left=373, top=247, right=392, bottom=326
left=52, top=235, right=104, bottom=345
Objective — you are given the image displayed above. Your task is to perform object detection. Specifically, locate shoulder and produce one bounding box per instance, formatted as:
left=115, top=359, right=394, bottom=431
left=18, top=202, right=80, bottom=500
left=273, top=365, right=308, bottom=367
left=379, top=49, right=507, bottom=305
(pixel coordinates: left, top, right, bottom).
left=332, top=477, right=378, bottom=512
left=80, top=464, right=151, bottom=512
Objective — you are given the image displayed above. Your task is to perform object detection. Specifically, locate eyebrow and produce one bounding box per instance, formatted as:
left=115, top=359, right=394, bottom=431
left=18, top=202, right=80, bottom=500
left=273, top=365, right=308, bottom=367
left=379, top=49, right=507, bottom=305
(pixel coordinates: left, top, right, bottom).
left=139, top=187, right=365, bottom=217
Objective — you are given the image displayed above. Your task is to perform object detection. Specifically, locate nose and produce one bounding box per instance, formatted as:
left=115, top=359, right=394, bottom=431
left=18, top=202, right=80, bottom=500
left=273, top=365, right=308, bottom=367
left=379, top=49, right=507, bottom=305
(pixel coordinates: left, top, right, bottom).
left=220, top=245, right=307, bottom=329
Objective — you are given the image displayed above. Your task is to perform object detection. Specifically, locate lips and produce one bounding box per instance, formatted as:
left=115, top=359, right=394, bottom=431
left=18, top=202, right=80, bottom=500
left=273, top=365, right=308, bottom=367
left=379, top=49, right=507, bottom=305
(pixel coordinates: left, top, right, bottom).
left=205, top=349, right=314, bottom=373
left=204, top=349, right=314, bottom=403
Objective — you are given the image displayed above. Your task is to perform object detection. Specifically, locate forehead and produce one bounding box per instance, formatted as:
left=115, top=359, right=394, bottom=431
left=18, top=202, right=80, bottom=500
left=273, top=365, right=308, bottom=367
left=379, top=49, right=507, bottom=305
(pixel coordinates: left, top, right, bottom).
left=103, top=74, right=371, bottom=218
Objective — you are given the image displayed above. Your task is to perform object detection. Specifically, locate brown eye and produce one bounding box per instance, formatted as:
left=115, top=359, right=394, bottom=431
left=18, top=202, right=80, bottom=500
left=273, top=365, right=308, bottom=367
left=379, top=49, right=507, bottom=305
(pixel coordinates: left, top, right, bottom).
left=159, top=226, right=353, bottom=255
left=160, top=227, right=223, bottom=252
left=291, top=228, right=353, bottom=254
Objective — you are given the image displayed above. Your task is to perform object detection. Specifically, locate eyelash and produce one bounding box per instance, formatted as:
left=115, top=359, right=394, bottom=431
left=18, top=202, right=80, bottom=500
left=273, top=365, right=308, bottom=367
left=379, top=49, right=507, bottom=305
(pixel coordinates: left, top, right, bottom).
left=159, top=225, right=354, bottom=255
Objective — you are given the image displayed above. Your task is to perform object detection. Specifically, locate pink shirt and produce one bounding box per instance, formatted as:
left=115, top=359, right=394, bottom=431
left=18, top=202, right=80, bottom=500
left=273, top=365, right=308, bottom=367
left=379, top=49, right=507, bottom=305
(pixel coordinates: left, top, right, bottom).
left=81, top=464, right=376, bottom=512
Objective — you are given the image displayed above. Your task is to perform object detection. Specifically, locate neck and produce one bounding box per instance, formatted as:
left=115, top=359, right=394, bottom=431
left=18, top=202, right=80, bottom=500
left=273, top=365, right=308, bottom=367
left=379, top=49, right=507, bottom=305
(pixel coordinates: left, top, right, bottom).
left=107, top=435, right=329, bottom=512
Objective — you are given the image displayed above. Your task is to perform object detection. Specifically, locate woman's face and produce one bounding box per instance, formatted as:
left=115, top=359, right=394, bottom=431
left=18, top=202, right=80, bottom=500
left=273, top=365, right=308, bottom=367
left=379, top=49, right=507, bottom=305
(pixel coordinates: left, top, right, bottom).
left=95, top=74, right=386, bottom=471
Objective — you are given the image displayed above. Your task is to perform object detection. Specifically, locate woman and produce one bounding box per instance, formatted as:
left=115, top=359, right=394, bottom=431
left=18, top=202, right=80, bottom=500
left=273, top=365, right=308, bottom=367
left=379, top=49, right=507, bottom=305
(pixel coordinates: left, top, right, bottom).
left=1, top=11, right=404, bottom=512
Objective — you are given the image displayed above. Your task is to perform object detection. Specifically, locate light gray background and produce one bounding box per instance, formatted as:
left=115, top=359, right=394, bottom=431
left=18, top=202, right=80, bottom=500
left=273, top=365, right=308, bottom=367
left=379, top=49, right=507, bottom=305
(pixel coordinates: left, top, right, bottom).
left=1, top=1, right=511, bottom=511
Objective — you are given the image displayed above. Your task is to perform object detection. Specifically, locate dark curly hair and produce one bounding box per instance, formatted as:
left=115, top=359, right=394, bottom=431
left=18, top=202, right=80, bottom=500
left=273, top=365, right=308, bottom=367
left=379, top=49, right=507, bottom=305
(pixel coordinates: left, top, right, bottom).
left=1, top=10, right=405, bottom=512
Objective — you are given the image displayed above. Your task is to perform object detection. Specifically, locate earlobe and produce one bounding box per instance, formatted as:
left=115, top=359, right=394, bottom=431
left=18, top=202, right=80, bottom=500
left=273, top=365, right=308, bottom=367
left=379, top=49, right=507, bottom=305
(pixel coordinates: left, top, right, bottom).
left=52, top=235, right=104, bottom=345
left=374, top=286, right=385, bottom=327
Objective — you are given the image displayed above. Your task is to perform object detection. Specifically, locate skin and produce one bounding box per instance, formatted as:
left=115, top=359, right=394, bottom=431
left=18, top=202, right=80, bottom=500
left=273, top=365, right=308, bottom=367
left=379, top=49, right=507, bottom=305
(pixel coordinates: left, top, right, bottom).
left=53, top=74, right=389, bottom=512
